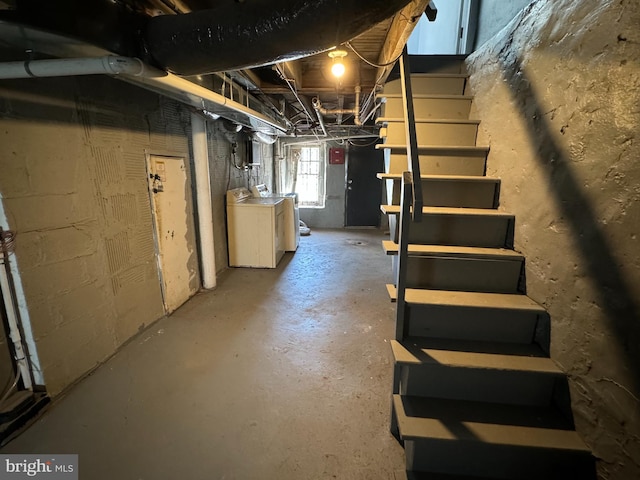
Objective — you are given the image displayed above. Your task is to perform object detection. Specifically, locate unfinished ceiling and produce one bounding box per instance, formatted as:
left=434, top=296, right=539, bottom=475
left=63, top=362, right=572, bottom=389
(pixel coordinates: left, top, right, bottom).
left=0, top=0, right=432, bottom=138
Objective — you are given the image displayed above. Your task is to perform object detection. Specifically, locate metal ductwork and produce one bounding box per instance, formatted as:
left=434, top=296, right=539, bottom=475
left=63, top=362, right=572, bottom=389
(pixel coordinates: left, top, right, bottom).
left=251, top=131, right=278, bottom=145
left=5, top=1, right=413, bottom=75
left=143, top=0, right=413, bottom=75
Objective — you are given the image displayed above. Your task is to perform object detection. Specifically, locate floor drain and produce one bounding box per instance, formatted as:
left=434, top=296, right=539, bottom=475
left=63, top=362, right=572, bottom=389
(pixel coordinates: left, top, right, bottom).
left=347, top=239, right=368, bottom=246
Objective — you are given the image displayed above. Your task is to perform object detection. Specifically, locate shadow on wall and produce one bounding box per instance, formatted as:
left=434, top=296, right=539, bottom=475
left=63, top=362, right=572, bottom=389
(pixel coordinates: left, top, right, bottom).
left=497, top=53, right=640, bottom=392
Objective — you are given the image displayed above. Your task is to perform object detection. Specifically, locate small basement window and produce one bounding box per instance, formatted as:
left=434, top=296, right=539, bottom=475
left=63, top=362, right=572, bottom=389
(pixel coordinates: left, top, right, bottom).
left=293, top=145, right=325, bottom=208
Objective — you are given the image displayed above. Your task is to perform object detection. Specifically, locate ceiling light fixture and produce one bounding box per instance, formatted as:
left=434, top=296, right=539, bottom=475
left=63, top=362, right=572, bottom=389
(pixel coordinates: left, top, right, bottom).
left=328, top=49, right=348, bottom=78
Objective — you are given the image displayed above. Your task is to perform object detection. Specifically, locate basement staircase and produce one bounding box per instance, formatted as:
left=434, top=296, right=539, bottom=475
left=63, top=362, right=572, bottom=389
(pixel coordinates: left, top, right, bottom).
left=377, top=54, right=596, bottom=479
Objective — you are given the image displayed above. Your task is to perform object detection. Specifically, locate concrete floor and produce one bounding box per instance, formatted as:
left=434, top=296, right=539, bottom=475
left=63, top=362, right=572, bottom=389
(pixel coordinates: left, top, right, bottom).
left=1, top=228, right=407, bottom=479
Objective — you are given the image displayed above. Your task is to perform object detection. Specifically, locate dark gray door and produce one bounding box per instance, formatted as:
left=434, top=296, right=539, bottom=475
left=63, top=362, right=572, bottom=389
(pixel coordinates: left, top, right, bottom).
left=345, top=142, right=384, bottom=227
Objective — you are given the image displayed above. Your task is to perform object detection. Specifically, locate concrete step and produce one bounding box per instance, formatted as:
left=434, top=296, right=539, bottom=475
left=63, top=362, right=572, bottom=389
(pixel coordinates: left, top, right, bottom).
left=379, top=118, right=479, bottom=146
left=380, top=94, right=473, bottom=119
left=382, top=74, right=468, bottom=96
left=382, top=242, right=524, bottom=294
left=394, top=395, right=594, bottom=479
left=378, top=144, right=488, bottom=176
left=385, top=288, right=544, bottom=344
left=378, top=174, right=500, bottom=209
left=381, top=206, right=515, bottom=248
left=391, top=338, right=563, bottom=406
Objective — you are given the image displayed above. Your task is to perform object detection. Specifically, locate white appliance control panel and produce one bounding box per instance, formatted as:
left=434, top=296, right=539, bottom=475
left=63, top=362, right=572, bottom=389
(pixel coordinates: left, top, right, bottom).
left=226, top=187, right=252, bottom=204
left=251, top=184, right=270, bottom=197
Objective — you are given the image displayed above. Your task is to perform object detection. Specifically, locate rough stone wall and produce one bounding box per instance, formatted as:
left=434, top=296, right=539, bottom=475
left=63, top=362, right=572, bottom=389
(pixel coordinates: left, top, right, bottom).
left=0, top=74, right=270, bottom=395
left=465, top=1, right=639, bottom=478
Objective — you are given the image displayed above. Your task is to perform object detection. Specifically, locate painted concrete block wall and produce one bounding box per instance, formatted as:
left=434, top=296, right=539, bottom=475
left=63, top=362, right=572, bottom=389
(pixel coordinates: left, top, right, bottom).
left=0, top=75, right=204, bottom=396
left=0, top=77, right=164, bottom=394
left=465, top=1, right=639, bottom=478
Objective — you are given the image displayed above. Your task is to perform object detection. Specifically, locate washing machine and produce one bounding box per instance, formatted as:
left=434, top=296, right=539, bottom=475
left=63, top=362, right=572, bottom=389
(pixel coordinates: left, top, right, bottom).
left=251, top=184, right=299, bottom=252
left=226, top=187, right=285, bottom=268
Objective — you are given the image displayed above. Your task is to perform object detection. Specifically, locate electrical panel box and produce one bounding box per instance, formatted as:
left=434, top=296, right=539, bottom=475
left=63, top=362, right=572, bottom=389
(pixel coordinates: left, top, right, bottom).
left=329, top=147, right=345, bottom=165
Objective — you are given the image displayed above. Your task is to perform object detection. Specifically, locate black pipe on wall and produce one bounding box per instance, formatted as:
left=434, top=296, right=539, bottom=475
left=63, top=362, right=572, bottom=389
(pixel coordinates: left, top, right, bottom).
left=143, top=0, right=413, bottom=75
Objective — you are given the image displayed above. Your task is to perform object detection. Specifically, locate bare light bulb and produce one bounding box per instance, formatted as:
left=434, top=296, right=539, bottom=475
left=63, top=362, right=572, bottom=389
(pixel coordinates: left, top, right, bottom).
left=328, top=49, right=348, bottom=78
left=331, top=62, right=345, bottom=78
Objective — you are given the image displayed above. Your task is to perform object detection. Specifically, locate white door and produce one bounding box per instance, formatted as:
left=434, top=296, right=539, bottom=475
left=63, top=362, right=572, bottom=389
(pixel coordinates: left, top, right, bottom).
left=407, top=0, right=477, bottom=55
left=147, top=154, right=198, bottom=313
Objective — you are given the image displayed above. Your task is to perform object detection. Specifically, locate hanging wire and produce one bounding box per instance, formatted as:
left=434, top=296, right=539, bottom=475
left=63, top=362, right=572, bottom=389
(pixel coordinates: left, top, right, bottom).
left=344, top=41, right=405, bottom=69
left=0, top=229, right=16, bottom=258
left=343, top=41, right=407, bottom=127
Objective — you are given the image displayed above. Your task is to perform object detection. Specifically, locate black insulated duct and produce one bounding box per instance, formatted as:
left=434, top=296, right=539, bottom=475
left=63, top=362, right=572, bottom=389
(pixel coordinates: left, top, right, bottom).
left=144, top=0, right=413, bottom=76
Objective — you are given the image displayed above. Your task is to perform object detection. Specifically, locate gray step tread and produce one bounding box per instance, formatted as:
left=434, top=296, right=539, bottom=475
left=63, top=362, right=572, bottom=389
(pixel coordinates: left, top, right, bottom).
left=393, top=395, right=589, bottom=451
left=377, top=173, right=498, bottom=183
left=386, top=283, right=397, bottom=302
left=386, top=283, right=397, bottom=303
left=379, top=93, right=474, bottom=100
left=376, top=144, right=490, bottom=153
left=403, top=288, right=546, bottom=312
left=394, top=337, right=547, bottom=357
left=377, top=117, right=480, bottom=125
left=380, top=205, right=512, bottom=217
left=390, top=339, right=562, bottom=374
left=381, top=241, right=523, bottom=261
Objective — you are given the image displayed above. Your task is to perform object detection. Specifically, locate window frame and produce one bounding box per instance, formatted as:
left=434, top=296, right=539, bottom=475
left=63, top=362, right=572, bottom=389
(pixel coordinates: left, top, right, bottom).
left=291, top=144, right=326, bottom=208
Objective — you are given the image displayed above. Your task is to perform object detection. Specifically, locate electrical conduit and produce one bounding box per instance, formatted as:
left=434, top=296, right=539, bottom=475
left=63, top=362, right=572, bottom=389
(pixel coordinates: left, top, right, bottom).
left=0, top=242, right=32, bottom=390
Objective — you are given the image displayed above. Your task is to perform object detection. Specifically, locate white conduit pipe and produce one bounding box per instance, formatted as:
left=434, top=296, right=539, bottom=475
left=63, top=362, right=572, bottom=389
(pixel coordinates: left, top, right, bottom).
left=0, top=55, right=288, bottom=133
left=191, top=113, right=217, bottom=289
left=0, top=256, right=32, bottom=390
left=0, top=56, right=147, bottom=79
